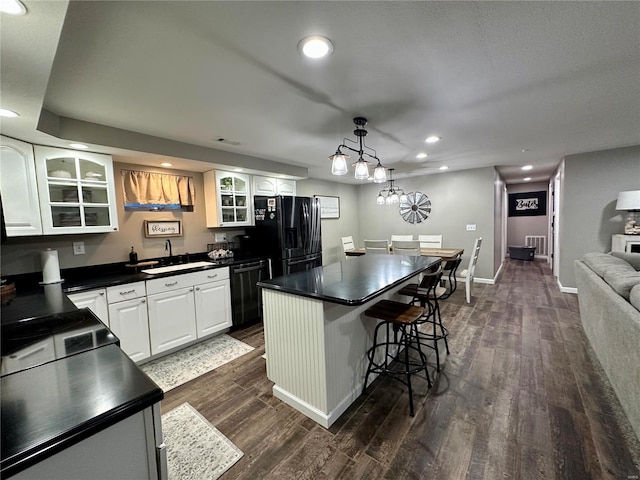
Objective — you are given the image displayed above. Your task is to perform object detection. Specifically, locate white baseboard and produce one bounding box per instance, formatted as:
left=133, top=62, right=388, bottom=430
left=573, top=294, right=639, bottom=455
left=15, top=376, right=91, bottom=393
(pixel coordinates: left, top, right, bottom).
left=556, top=277, right=578, bottom=294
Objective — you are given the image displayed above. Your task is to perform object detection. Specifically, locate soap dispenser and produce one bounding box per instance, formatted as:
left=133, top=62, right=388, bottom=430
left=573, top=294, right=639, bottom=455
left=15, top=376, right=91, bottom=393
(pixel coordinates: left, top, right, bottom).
left=129, top=246, right=138, bottom=265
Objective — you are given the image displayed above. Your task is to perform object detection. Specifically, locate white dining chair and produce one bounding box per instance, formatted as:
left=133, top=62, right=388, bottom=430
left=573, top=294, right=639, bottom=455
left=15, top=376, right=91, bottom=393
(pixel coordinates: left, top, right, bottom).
left=418, top=234, right=443, bottom=249
left=458, top=237, right=483, bottom=303
left=341, top=236, right=355, bottom=252
left=391, top=234, right=413, bottom=242
left=391, top=240, right=421, bottom=256
left=364, top=239, right=390, bottom=254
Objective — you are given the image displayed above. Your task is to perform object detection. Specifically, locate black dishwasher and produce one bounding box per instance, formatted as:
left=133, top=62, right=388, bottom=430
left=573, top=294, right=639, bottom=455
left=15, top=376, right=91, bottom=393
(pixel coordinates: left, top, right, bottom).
left=230, top=259, right=271, bottom=328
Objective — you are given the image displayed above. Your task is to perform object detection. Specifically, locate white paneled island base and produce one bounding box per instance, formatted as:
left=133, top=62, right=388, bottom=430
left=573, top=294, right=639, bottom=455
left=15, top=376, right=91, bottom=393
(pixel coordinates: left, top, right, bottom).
left=259, top=255, right=439, bottom=428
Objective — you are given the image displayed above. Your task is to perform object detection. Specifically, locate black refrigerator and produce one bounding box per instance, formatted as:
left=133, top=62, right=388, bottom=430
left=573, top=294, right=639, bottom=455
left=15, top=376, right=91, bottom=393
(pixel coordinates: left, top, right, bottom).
left=252, top=196, right=322, bottom=278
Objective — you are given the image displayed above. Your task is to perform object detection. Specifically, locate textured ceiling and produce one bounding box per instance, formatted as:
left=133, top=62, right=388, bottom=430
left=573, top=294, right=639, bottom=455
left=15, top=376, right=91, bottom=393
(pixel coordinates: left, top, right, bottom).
left=2, top=1, right=639, bottom=184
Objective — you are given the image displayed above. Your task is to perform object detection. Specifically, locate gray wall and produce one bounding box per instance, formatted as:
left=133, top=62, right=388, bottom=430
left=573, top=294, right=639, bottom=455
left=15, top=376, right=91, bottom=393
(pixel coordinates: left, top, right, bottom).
left=507, top=181, right=549, bottom=249
left=355, top=167, right=497, bottom=281
left=559, top=145, right=640, bottom=288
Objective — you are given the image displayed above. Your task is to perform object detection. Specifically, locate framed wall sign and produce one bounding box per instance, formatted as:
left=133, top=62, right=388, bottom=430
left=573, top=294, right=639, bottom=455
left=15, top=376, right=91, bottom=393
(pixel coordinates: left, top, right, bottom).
left=144, top=220, right=182, bottom=237
left=315, top=195, right=340, bottom=219
left=508, top=191, right=547, bottom=217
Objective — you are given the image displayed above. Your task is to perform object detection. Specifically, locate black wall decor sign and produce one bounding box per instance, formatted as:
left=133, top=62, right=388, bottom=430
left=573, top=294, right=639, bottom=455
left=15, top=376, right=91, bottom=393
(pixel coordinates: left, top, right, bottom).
left=508, top=191, right=547, bottom=217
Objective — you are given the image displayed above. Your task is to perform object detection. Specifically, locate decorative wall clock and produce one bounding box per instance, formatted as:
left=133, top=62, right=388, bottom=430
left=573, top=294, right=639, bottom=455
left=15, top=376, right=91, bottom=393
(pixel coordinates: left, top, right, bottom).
left=399, top=191, right=431, bottom=224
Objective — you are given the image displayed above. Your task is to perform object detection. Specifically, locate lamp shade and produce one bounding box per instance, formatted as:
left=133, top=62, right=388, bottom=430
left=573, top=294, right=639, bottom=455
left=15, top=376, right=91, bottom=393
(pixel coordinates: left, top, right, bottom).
left=616, top=190, right=640, bottom=211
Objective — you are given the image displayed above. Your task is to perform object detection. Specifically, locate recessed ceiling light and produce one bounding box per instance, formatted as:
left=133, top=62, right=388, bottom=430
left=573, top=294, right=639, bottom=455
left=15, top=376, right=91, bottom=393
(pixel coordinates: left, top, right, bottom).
left=522, top=148, right=530, bottom=152
left=160, top=162, right=173, bottom=167
left=439, top=165, right=449, bottom=171
left=425, top=136, right=441, bottom=144
left=521, top=165, right=532, bottom=171
left=416, top=153, right=428, bottom=159
left=524, top=177, right=531, bottom=181
left=298, top=36, right=334, bottom=59
left=0, top=108, right=19, bottom=117
left=0, top=0, right=27, bottom=15
left=233, top=168, right=243, bottom=172
left=69, top=143, right=88, bottom=149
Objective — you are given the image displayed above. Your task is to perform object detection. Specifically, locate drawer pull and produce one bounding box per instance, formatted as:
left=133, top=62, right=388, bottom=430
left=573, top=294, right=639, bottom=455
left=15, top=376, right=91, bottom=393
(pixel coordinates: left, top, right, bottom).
left=120, top=289, right=136, bottom=295
left=207, top=274, right=218, bottom=279
left=165, top=281, right=178, bottom=287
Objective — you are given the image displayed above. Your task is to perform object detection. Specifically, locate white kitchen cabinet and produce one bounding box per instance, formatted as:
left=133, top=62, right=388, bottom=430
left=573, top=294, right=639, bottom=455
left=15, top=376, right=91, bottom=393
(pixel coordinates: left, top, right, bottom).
left=108, top=298, right=151, bottom=362
left=0, top=136, right=43, bottom=236
left=33, top=145, right=119, bottom=234
left=203, top=170, right=252, bottom=227
left=194, top=268, right=231, bottom=338
left=67, top=288, right=109, bottom=326
left=147, top=285, right=197, bottom=355
left=106, top=281, right=150, bottom=362
left=253, top=175, right=296, bottom=196
left=11, top=404, right=166, bottom=480
left=612, top=234, right=640, bottom=253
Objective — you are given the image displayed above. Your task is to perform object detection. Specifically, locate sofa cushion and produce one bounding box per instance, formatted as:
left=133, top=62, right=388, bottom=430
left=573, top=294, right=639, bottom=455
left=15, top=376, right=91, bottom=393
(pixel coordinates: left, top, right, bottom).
left=610, top=251, right=640, bottom=271
left=631, top=284, right=640, bottom=311
left=584, top=252, right=634, bottom=278
left=604, top=270, right=640, bottom=300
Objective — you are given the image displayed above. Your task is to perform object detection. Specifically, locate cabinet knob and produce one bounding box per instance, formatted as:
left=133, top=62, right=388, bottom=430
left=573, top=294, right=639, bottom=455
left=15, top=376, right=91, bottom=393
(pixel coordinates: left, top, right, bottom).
left=99, top=292, right=105, bottom=295
left=195, top=287, right=200, bottom=291
left=141, top=299, right=146, bottom=304
left=189, top=288, right=194, bottom=292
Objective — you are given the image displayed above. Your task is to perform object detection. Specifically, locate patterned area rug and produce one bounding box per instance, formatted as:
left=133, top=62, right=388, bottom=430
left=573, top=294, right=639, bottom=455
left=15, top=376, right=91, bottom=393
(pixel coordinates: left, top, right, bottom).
left=141, top=334, right=254, bottom=391
left=163, top=403, right=243, bottom=480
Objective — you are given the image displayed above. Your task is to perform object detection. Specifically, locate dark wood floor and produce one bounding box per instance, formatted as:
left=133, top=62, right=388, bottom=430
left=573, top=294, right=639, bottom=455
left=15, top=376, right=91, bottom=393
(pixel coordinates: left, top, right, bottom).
left=162, top=258, right=640, bottom=479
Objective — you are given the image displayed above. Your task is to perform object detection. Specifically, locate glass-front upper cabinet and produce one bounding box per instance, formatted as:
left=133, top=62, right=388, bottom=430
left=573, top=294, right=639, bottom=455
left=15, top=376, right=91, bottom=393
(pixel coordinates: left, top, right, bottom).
left=203, top=170, right=252, bottom=227
left=34, top=146, right=119, bottom=234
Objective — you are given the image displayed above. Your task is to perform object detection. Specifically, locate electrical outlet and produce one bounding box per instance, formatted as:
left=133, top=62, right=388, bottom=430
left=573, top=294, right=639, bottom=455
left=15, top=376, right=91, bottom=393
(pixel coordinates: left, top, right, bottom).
left=73, top=241, right=85, bottom=255
left=214, top=233, right=227, bottom=242
left=466, top=224, right=476, bottom=231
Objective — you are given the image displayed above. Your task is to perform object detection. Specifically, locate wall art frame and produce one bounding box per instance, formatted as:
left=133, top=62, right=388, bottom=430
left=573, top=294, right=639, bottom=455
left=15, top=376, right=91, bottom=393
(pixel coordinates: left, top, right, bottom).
left=315, top=195, right=340, bottom=219
left=144, top=220, right=182, bottom=237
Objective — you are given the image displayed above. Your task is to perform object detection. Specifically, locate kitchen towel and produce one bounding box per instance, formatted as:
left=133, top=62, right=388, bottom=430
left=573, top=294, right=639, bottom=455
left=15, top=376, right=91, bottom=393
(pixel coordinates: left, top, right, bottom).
left=41, top=249, right=63, bottom=284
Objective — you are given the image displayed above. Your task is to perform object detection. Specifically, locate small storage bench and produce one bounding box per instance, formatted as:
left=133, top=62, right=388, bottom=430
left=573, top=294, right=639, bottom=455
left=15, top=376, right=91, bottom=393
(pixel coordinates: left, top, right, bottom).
left=509, top=245, right=536, bottom=261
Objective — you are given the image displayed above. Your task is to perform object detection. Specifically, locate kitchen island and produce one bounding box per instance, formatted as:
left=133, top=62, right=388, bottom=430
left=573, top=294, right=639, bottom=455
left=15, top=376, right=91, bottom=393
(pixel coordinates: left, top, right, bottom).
left=258, top=254, right=440, bottom=428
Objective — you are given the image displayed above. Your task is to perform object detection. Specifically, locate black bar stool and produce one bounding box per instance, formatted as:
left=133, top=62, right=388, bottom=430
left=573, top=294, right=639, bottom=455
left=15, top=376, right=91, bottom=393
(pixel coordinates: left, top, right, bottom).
left=362, top=299, right=431, bottom=416
left=398, top=266, right=450, bottom=372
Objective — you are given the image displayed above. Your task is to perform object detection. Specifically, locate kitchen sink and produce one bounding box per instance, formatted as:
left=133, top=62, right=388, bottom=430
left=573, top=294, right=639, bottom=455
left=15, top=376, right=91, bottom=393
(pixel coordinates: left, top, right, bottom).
left=141, top=261, right=214, bottom=275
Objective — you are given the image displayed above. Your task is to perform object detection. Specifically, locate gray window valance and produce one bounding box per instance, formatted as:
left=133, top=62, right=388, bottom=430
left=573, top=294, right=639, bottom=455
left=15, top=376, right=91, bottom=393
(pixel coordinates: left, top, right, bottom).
left=122, top=169, right=195, bottom=209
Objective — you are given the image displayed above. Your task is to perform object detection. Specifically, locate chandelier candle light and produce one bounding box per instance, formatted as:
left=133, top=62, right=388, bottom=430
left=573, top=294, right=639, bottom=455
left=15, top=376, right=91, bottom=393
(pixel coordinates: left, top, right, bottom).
left=377, top=168, right=407, bottom=205
left=329, top=117, right=386, bottom=183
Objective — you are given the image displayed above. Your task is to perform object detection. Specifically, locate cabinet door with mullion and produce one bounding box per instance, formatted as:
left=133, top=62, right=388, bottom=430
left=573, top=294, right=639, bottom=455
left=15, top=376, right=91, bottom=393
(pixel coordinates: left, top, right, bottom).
left=34, top=145, right=119, bottom=234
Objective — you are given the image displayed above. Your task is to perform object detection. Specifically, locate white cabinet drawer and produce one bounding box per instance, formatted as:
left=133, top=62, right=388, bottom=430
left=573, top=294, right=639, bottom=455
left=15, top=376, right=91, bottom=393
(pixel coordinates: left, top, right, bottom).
left=146, top=273, right=194, bottom=295
left=107, top=281, right=146, bottom=303
left=188, top=267, right=229, bottom=285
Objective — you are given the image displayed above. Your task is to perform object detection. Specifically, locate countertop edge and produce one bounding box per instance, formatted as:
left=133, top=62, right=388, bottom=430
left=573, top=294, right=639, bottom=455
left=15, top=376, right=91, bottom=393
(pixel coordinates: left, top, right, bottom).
left=258, top=258, right=440, bottom=306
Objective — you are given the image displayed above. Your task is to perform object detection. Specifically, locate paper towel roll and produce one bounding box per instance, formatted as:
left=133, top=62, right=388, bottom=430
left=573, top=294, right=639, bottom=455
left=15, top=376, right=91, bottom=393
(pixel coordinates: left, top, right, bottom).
left=41, top=249, right=63, bottom=284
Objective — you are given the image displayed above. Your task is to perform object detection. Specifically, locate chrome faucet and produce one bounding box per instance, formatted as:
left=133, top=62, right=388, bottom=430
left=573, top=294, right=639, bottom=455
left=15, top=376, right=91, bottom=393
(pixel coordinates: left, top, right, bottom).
left=165, top=239, right=173, bottom=263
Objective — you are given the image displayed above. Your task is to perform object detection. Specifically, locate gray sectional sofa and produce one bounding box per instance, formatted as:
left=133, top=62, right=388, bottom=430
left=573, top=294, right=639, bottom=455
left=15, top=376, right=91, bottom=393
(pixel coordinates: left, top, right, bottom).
left=575, top=251, right=640, bottom=441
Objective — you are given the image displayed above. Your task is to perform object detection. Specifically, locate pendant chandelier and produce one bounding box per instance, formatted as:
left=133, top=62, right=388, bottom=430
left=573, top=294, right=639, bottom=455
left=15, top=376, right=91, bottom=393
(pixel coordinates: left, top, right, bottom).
left=329, top=117, right=386, bottom=183
left=376, top=168, right=408, bottom=205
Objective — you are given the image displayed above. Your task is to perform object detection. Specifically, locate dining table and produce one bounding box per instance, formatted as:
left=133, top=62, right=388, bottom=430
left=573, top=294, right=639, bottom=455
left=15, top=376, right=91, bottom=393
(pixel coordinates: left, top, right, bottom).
left=345, top=247, right=464, bottom=261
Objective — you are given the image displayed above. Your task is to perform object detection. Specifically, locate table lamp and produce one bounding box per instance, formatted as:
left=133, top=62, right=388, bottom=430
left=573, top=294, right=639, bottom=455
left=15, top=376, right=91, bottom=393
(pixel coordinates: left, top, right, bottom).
left=616, top=190, right=640, bottom=234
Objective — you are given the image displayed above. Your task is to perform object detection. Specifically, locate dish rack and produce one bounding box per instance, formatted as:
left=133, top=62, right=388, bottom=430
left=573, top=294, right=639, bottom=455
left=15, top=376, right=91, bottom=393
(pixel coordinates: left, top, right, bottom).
left=207, top=241, right=238, bottom=260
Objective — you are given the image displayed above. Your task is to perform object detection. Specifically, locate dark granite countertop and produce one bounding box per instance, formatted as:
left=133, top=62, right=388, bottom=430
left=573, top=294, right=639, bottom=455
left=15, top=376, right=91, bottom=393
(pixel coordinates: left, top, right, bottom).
left=258, top=255, right=440, bottom=306
left=1, top=343, right=163, bottom=478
